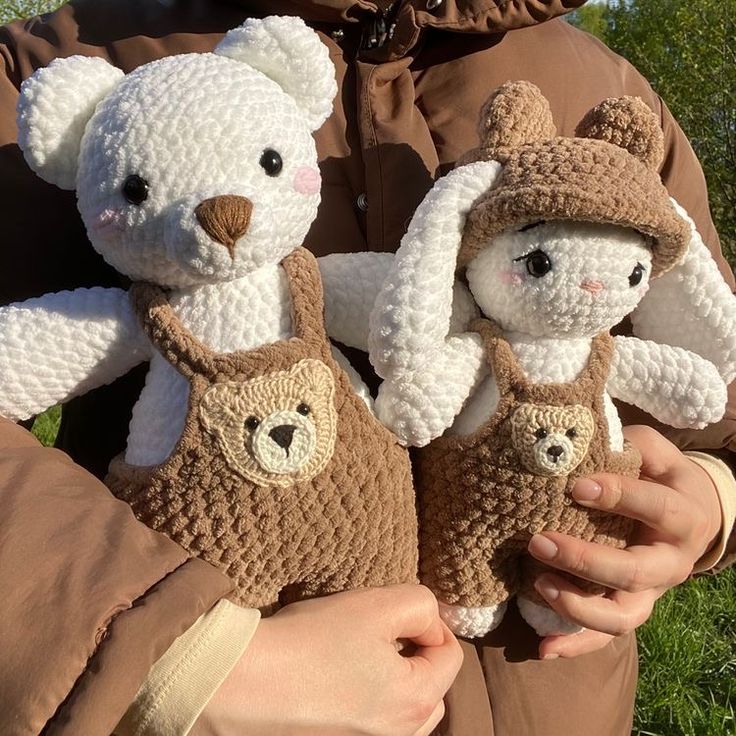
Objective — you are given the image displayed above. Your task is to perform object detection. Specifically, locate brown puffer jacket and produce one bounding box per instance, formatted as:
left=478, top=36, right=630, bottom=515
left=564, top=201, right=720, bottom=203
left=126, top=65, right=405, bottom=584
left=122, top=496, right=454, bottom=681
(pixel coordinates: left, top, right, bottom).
left=0, top=1, right=734, bottom=733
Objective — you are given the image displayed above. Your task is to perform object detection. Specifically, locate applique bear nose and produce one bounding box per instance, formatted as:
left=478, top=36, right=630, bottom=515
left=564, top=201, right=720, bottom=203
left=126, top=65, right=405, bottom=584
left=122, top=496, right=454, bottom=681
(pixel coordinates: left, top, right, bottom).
left=269, top=424, right=297, bottom=452
left=546, top=445, right=564, bottom=460
left=195, top=195, right=253, bottom=257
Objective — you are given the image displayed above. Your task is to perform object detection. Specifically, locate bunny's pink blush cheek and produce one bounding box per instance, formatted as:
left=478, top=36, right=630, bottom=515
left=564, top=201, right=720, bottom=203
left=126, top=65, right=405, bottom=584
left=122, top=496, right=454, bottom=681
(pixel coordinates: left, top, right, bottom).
left=498, top=270, right=524, bottom=286
left=293, top=166, right=321, bottom=195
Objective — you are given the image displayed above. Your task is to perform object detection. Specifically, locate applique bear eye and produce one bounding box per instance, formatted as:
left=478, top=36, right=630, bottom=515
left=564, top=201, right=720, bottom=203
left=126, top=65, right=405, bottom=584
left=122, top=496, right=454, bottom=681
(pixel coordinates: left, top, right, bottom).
left=628, top=262, right=646, bottom=287
left=244, top=416, right=260, bottom=431
left=566, top=427, right=577, bottom=438
left=122, top=174, right=149, bottom=205
left=535, top=427, right=548, bottom=440
left=514, top=249, right=552, bottom=278
left=297, top=403, right=311, bottom=416
left=259, top=149, right=283, bottom=177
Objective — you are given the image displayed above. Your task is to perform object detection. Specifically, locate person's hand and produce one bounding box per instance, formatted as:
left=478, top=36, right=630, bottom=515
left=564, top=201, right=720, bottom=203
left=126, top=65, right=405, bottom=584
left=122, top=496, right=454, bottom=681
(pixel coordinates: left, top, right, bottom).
left=526, top=425, right=723, bottom=659
left=191, top=584, right=463, bottom=736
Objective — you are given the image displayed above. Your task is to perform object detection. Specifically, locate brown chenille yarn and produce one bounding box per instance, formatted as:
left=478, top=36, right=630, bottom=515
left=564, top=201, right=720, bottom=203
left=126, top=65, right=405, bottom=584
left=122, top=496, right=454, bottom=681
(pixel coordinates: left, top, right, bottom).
left=458, top=81, right=689, bottom=275
left=416, top=320, right=641, bottom=609
left=106, top=247, right=418, bottom=614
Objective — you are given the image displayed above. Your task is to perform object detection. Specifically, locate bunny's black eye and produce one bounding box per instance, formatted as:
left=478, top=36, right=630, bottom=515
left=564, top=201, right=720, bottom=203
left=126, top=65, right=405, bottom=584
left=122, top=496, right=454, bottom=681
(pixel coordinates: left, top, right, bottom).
left=122, top=175, right=149, bottom=205
left=260, top=149, right=283, bottom=177
left=629, top=262, right=646, bottom=287
left=518, top=220, right=546, bottom=233
left=515, top=249, right=552, bottom=278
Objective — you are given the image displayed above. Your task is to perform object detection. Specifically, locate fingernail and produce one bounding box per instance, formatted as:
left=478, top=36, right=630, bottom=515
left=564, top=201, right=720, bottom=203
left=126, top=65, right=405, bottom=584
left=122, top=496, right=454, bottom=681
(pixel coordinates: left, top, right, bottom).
left=534, top=577, right=560, bottom=602
left=529, top=534, right=558, bottom=560
left=543, top=652, right=560, bottom=660
left=573, top=479, right=602, bottom=503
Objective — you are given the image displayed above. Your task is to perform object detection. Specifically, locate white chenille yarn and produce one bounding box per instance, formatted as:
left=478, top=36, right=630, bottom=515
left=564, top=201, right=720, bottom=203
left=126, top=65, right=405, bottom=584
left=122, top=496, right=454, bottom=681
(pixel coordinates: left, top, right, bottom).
left=0, top=17, right=384, bottom=467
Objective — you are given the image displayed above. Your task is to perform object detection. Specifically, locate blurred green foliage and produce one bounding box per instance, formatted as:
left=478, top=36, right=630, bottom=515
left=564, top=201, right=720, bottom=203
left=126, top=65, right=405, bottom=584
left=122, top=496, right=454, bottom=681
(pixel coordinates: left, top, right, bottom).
left=0, top=0, right=61, bottom=24
left=568, top=1, right=736, bottom=267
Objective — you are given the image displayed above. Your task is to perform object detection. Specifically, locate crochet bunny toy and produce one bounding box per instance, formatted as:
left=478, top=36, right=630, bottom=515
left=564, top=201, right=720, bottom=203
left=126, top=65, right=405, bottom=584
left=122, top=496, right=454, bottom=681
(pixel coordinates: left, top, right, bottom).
left=0, top=16, right=417, bottom=614
left=369, top=81, right=736, bottom=638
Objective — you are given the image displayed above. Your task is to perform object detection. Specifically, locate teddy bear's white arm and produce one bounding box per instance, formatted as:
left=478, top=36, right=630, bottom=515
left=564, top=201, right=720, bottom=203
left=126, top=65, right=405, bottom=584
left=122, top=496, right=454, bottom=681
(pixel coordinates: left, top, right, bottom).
left=607, top=336, right=727, bottom=429
left=0, top=287, right=151, bottom=421
left=319, top=252, right=480, bottom=352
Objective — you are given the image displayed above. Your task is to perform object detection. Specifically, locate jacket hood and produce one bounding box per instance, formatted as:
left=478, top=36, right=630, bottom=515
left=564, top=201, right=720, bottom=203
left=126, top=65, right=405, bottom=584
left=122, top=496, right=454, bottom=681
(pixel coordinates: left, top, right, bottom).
left=221, top=0, right=585, bottom=33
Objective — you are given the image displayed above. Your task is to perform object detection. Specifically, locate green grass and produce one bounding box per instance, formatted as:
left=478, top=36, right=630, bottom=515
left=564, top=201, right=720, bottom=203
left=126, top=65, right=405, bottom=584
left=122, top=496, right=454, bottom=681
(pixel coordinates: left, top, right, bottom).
left=634, top=569, right=736, bottom=736
left=29, top=406, right=736, bottom=734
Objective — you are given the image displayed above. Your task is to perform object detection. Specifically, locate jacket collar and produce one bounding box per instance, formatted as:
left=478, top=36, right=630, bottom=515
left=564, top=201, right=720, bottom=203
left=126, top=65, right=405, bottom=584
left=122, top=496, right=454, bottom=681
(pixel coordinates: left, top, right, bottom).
left=218, top=0, right=581, bottom=32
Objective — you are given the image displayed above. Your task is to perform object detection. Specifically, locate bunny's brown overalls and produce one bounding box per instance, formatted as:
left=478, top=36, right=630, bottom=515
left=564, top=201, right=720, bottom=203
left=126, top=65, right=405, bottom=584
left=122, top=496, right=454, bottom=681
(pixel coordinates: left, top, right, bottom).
left=107, top=248, right=417, bottom=613
left=417, top=318, right=641, bottom=612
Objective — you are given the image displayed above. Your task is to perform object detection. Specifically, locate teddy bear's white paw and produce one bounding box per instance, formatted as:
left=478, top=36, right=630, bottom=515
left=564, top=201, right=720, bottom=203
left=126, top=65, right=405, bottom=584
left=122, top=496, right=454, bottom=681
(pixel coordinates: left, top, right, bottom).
left=439, top=601, right=507, bottom=638
left=516, top=597, right=583, bottom=636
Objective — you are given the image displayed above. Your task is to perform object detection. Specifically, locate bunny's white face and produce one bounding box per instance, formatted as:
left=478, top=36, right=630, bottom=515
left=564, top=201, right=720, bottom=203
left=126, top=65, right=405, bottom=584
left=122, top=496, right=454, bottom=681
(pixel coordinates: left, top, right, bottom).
left=76, top=53, right=320, bottom=288
left=466, top=221, right=653, bottom=339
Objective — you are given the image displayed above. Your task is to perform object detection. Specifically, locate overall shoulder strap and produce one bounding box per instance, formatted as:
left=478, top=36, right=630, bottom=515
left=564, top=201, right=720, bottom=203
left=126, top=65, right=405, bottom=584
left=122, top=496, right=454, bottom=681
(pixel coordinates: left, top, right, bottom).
left=470, top=318, right=528, bottom=397
left=129, top=283, right=218, bottom=380
left=579, top=332, right=615, bottom=396
left=281, top=247, right=330, bottom=347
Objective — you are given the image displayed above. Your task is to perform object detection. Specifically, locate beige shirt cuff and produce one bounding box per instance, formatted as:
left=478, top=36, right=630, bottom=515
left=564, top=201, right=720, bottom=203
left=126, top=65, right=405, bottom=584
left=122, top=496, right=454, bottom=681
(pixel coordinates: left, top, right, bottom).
left=686, top=451, right=736, bottom=573
left=115, top=599, right=260, bottom=736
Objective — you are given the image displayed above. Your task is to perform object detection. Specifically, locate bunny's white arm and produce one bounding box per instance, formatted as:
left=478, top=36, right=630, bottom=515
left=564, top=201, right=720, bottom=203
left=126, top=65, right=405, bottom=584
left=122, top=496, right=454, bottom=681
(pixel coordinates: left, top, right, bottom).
left=607, top=336, right=727, bottom=429
left=0, top=287, right=151, bottom=421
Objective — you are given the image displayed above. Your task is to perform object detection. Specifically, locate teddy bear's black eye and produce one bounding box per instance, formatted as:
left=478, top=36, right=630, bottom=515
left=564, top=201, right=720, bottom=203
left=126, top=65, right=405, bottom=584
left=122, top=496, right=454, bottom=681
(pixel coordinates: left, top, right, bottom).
left=244, top=416, right=260, bottom=431
left=297, top=403, right=311, bottom=416
left=629, top=262, right=645, bottom=287
left=535, top=427, right=548, bottom=440
left=122, top=174, right=149, bottom=205
left=566, top=428, right=577, bottom=439
left=259, top=149, right=283, bottom=177
left=514, top=249, right=552, bottom=278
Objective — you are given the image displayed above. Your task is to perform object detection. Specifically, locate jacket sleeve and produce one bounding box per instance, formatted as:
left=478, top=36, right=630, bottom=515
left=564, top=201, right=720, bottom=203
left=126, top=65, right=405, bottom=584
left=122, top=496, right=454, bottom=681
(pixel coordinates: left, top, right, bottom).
left=0, top=35, right=235, bottom=736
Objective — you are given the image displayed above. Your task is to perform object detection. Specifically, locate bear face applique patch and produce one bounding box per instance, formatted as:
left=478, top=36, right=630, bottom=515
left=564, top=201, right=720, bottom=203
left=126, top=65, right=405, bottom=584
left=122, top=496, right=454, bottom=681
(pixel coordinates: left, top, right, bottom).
left=199, top=358, right=337, bottom=487
left=510, top=403, right=595, bottom=477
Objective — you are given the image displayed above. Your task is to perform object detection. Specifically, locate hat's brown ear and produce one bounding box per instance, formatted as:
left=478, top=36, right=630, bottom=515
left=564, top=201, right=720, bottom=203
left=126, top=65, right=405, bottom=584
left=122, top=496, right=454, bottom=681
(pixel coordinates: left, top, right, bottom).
left=576, top=96, right=663, bottom=170
left=477, top=81, right=557, bottom=153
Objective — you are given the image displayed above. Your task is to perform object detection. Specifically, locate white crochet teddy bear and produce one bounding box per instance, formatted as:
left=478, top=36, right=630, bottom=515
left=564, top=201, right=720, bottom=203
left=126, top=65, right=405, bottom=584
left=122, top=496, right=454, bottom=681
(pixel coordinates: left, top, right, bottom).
left=0, top=16, right=417, bottom=612
left=369, top=82, right=736, bottom=638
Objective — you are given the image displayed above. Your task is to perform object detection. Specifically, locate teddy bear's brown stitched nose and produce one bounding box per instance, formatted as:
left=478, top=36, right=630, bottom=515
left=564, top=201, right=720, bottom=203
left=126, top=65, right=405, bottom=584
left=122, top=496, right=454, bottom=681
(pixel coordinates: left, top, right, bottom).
left=269, top=425, right=297, bottom=454
left=195, top=195, right=253, bottom=258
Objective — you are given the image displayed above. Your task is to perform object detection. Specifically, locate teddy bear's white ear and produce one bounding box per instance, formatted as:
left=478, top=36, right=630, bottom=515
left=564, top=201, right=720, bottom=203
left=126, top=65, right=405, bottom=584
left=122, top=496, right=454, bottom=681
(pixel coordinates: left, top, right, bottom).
left=214, top=16, right=337, bottom=131
left=17, top=56, right=123, bottom=190
left=631, top=200, right=736, bottom=385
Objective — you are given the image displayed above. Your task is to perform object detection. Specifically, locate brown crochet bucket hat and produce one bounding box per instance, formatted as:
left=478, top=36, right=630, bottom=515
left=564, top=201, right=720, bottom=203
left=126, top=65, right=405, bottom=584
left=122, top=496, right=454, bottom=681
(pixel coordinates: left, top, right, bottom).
left=458, top=81, right=690, bottom=277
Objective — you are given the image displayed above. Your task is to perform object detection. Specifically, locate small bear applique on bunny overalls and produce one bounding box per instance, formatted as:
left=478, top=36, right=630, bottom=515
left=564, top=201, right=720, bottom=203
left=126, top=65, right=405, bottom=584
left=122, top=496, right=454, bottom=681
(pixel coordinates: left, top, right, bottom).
left=107, top=247, right=417, bottom=613
left=417, top=318, right=641, bottom=612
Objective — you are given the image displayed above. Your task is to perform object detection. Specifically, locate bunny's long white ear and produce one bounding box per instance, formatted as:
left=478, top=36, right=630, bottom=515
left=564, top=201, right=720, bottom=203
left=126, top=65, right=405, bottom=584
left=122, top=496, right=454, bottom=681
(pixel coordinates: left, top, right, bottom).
left=631, top=200, right=736, bottom=384
left=215, top=16, right=337, bottom=131
left=17, top=56, right=123, bottom=190
left=369, top=160, right=502, bottom=378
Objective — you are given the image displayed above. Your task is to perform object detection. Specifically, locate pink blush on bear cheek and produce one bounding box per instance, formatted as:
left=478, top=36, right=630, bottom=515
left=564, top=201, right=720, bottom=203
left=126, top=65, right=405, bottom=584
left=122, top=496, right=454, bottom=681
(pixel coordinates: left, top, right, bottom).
left=499, top=270, right=523, bottom=286
left=91, top=208, right=125, bottom=234
left=293, top=166, right=321, bottom=195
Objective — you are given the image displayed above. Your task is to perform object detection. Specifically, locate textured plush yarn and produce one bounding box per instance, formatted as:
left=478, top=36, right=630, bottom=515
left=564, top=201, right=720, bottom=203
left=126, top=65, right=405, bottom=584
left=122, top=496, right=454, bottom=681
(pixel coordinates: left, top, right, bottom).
left=107, top=249, right=418, bottom=613
left=417, top=320, right=640, bottom=610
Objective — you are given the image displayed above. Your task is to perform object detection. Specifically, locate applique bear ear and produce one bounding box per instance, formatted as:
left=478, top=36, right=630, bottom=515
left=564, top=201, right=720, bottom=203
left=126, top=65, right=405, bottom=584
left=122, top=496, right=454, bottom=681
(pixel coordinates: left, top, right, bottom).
left=576, top=96, right=664, bottom=170
left=17, top=56, right=124, bottom=190
left=477, top=80, right=557, bottom=154
left=215, top=16, right=337, bottom=132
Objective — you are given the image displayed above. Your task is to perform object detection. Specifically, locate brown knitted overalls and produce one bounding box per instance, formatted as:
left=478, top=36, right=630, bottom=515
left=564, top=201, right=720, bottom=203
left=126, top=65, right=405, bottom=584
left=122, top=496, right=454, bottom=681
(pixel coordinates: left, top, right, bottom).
left=107, top=248, right=417, bottom=613
left=417, top=318, right=641, bottom=611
